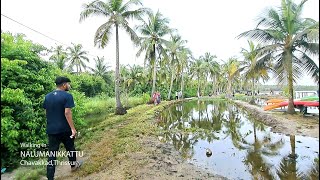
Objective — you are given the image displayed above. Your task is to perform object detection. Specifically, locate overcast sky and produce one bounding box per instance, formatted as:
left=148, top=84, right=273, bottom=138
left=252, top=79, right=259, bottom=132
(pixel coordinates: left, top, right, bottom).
left=1, top=0, right=319, bottom=86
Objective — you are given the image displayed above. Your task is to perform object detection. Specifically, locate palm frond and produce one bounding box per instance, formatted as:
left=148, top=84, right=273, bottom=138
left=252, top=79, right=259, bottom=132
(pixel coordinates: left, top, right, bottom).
left=94, top=21, right=114, bottom=48
left=79, top=0, right=110, bottom=22
left=299, top=52, right=319, bottom=83
left=118, top=18, right=139, bottom=45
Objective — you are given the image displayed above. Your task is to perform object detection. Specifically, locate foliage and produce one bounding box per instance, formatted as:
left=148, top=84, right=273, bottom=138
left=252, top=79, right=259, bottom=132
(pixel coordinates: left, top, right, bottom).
left=80, top=0, right=149, bottom=115
left=238, top=0, right=319, bottom=113
left=282, top=86, right=291, bottom=98
left=83, top=96, right=115, bottom=116
left=14, top=167, right=46, bottom=180
left=0, top=32, right=87, bottom=169
left=1, top=46, right=55, bottom=168
left=141, top=93, right=151, bottom=103
left=66, top=43, right=89, bottom=73
left=72, top=73, right=107, bottom=97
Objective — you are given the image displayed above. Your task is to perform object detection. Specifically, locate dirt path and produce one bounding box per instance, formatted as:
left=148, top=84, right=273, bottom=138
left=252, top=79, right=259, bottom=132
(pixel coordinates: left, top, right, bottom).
left=234, top=100, right=319, bottom=138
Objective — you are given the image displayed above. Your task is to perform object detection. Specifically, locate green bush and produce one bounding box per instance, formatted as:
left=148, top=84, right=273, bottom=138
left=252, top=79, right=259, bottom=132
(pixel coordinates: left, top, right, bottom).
left=83, top=96, right=115, bottom=115
left=0, top=32, right=84, bottom=169
left=142, top=93, right=150, bottom=103
left=1, top=57, right=54, bottom=168
left=53, top=70, right=107, bottom=97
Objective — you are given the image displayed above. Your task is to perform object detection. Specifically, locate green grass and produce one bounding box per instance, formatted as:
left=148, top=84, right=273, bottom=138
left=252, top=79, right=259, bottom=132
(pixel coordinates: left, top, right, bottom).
left=83, top=96, right=148, bottom=116
left=14, top=166, right=46, bottom=180
left=73, top=101, right=170, bottom=176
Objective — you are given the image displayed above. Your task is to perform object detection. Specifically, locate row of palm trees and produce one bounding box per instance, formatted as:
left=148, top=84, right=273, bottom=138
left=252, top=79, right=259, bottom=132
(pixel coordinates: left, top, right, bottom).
left=49, top=43, right=90, bottom=73
left=48, top=0, right=318, bottom=115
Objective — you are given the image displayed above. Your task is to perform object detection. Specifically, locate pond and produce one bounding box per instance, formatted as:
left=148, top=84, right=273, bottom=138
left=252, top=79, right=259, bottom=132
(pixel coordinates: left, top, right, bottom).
left=157, top=100, right=319, bottom=180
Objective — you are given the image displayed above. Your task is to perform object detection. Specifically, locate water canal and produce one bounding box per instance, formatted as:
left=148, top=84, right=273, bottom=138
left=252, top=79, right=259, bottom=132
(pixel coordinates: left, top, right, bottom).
left=157, top=100, right=319, bottom=179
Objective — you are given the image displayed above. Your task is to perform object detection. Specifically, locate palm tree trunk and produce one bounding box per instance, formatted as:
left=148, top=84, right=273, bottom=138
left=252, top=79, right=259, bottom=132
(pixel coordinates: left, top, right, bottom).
left=289, top=135, right=297, bottom=159
left=151, top=44, right=157, bottom=96
left=115, top=24, right=126, bottom=115
left=286, top=50, right=295, bottom=114
left=76, top=65, right=79, bottom=75
left=197, top=76, right=200, bottom=98
left=250, top=77, right=255, bottom=104
left=168, top=65, right=174, bottom=100
left=180, top=70, right=184, bottom=99
left=227, top=80, right=232, bottom=98
left=212, top=75, right=216, bottom=95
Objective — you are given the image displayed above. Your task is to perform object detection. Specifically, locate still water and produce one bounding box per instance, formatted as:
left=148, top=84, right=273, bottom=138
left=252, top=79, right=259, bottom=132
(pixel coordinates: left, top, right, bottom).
left=158, top=100, right=319, bottom=180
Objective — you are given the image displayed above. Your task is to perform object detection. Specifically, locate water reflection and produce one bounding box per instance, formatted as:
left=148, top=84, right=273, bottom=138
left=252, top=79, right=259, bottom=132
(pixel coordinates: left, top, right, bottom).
left=158, top=100, right=319, bottom=180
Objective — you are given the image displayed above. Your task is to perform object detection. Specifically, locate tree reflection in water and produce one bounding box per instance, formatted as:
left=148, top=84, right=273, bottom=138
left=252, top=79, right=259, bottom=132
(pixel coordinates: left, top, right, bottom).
left=157, top=100, right=319, bottom=179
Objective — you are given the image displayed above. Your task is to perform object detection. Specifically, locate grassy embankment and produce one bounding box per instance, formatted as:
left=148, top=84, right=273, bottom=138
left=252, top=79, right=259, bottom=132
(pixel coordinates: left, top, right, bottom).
left=12, top=96, right=172, bottom=179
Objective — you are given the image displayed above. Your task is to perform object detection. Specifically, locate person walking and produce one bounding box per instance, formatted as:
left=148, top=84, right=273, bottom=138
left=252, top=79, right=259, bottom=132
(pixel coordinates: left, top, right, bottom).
left=156, top=91, right=161, bottom=105
left=43, top=77, right=82, bottom=180
left=152, top=92, right=158, bottom=105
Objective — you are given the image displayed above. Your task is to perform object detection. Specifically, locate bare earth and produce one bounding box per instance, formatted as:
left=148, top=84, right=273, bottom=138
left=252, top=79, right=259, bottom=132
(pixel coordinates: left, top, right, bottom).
left=2, top=99, right=319, bottom=180
left=56, top=137, right=227, bottom=180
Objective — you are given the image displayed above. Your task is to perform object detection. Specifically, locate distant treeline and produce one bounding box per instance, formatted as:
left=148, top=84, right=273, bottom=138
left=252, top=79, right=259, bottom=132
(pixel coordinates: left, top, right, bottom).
left=258, top=85, right=318, bottom=91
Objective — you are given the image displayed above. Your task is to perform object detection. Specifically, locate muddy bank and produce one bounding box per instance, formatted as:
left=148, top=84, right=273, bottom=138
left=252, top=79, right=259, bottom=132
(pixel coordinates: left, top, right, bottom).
left=234, top=100, right=319, bottom=138
left=132, top=137, right=227, bottom=180
left=74, top=136, right=227, bottom=180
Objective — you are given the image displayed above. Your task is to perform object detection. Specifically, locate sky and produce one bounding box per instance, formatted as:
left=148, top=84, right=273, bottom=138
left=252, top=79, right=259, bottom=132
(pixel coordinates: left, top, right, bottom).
left=1, top=0, right=319, bottom=86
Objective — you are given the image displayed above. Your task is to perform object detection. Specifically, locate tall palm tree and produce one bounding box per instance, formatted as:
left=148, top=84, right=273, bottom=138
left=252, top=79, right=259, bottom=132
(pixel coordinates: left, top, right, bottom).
left=200, top=52, right=220, bottom=95
left=127, top=65, right=144, bottom=90
left=90, top=56, right=113, bottom=86
left=49, top=45, right=68, bottom=70
left=66, top=43, right=90, bottom=74
left=238, top=0, right=319, bottom=114
left=215, top=71, right=228, bottom=94
left=165, top=34, right=187, bottom=99
left=90, top=56, right=111, bottom=76
left=239, top=41, right=272, bottom=104
left=80, top=0, right=149, bottom=115
left=190, top=58, right=206, bottom=97
left=222, top=57, right=241, bottom=97
left=136, top=10, right=172, bottom=97
left=177, top=47, right=192, bottom=99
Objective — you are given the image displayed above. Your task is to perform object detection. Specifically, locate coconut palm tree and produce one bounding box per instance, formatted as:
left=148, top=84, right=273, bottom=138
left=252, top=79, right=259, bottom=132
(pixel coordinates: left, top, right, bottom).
left=80, top=0, right=149, bottom=115
left=190, top=58, right=206, bottom=97
left=200, top=52, right=220, bottom=95
left=66, top=43, right=89, bottom=74
left=126, top=64, right=144, bottom=92
left=215, top=71, right=228, bottom=94
left=90, top=56, right=111, bottom=77
left=165, top=34, right=187, bottom=99
left=238, top=0, right=319, bottom=114
left=239, top=41, right=272, bottom=104
left=49, top=45, right=68, bottom=70
left=222, top=57, right=241, bottom=98
left=136, top=10, right=172, bottom=97
left=177, top=47, right=192, bottom=99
